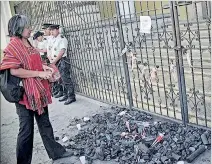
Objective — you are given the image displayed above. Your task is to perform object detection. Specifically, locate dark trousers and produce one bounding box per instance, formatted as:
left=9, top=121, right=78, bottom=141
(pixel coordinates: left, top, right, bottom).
left=55, top=57, right=75, bottom=99
left=15, top=103, right=66, bottom=164
left=52, top=81, right=62, bottom=94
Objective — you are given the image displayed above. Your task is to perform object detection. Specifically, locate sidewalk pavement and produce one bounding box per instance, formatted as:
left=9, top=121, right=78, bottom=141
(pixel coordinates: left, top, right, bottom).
left=1, top=94, right=109, bottom=164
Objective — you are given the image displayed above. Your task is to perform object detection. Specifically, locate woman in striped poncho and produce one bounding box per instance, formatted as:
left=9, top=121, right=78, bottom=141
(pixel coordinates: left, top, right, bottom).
left=0, top=15, right=73, bottom=163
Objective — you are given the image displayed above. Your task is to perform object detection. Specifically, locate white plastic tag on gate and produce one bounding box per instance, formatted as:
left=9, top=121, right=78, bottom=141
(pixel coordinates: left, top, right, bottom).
left=140, top=16, right=151, bottom=33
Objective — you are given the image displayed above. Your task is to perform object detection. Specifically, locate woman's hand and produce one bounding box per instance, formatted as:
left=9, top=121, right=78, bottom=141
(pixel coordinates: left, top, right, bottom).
left=42, top=65, right=54, bottom=73
left=38, top=71, right=53, bottom=80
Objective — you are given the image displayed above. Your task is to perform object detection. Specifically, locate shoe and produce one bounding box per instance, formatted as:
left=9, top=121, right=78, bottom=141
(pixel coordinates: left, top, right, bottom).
left=64, top=98, right=76, bottom=105
left=59, top=95, right=68, bottom=102
left=52, top=150, right=74, bottom=161
left=54, top=92, right=63, bottom=98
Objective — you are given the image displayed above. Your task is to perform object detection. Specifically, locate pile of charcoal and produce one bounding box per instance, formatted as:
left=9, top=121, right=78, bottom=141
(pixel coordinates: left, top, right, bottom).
left=64, top=106, right=211, bottom=164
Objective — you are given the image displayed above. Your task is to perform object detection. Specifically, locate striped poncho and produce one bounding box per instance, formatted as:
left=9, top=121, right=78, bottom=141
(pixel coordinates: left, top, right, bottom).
left=0, top=37, right=52, bottom=115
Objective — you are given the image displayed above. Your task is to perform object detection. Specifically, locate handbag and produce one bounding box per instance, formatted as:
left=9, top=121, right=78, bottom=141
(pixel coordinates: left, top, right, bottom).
left=0, top=69, right=24, bottom=103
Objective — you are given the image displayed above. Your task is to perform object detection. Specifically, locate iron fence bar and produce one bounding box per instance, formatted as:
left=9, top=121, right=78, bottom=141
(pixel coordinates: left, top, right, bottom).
left=60, top=2, right=74, bottom=89
left=82, top=2, right=100, bottom=98
left=118, top=1, right=133, bottom=105
left=47, top=2, right=51, bottom=23
left=27, top=2, right=31, bottom=24
left=89, top=2, right=107, bottom=100
left=115, top=1, right=133, bottom=109
left=84, top=2, right=99, bottom=97
left=104, top=2, right=121, bottom=105
left=139, top=2, right=152, bottom=112
left=184, top=3, right=199, bottom=125
left=205, top=1, right=211, bottom=45
left=193, top=2, right=208, bottom=127
left=90, top=2, right=109, bottom=101
left=78, top=3, right=94, bottom=98
left=74, top=1, right=93, bottom=97
left=138, top=1, right=151, bottom=112
left=89, top=3, right=104, bottom=100
left=44, top=2, right=50, bottom=28
left=30, top=2, right=38, bottom=28
left=58, top=2, right=65, bottom=34
left=52, top=2, right=56, bottom=24
left=69, top=1, right=88, bottom=95
left=60, top=2, right=78, bottom=92
left=86, top=2, right=103, bottom=100
left=146, top=2, right=160, bottom=113
left=95, top=2, right=111, bottom=102
left=98, top=2, right=117, bottom=104
left=170, top=1, right=189, bottom=125
left=56, top=2, right=61, bottom=25
left=72, top=2, right=87, bottom=23
left=206, top=1, right=211, bottom=18
left=114, top=1, right=128, bottom=106
left=125, top=1, right=140, bottom=108
left=60, top=2, right=83, bottom=94
left=85, top=2, right=100, bottom=99
left=152, top=1, right=170, bottom=117
left=39, top=2, right=46, bottom=30
left=69, top=2, right=85, bottom=94
left=132, top=1, right=145, bottom=110
left=35, top=2, right=43, bottom=25
left=204, top=1, right=211, bottom=127
left=109, top=1, right=127, bottom=106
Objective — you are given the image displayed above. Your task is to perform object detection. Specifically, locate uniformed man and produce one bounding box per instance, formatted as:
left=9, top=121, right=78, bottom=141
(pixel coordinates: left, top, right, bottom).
left=41, top=23, right=54, bottom=63
left=49, top=24, right=76, bottom=105
left=33, top=31, right=48, bottom=62
left=41, top=23, right=61, bottom=96
left=42, top=23, right=53, bottom=38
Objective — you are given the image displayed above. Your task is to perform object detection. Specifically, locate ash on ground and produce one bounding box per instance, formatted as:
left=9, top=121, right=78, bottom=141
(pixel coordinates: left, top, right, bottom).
left=61, top=106, right=211, bottom=164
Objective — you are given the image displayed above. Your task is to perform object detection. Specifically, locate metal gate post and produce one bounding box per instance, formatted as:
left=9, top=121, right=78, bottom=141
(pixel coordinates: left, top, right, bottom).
left=58, top=2, right=66, bottom=35
left=207, top=1, right=211, bottom=18
left=169, top=1, right=189, bottom=125
left=115, top=1, right=133, bottom=109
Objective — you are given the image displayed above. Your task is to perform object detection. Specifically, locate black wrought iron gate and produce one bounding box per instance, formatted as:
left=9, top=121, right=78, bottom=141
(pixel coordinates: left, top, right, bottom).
left=14, top=1, right=211, bottom=128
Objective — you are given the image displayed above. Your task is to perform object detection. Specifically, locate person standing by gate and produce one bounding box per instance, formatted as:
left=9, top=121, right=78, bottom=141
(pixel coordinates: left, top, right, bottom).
left=33, top=31, right=48, bottom=63
left=41, top=23, right=61, bottom=96
left=0, top=14, right=74, bottom=163
left=49, top=24, right=76, bottom=105
left=42, top=23, right=53, bottom=41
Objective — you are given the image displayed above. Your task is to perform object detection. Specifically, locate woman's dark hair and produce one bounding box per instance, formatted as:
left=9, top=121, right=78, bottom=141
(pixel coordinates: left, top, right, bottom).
left=8, top=14, right=29, bottom=38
